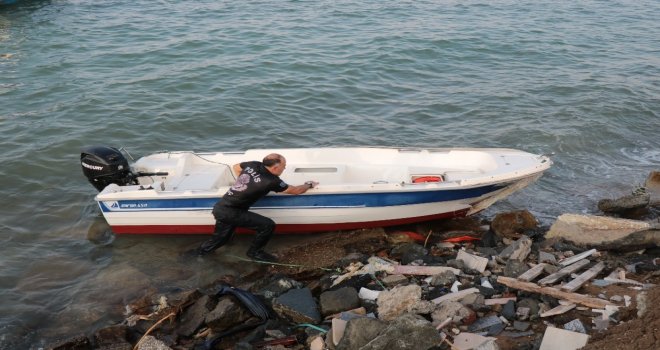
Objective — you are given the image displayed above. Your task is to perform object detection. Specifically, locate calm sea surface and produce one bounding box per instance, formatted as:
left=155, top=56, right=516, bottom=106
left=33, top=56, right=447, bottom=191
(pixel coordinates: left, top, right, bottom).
left=1, top=0, right=659, bottom=347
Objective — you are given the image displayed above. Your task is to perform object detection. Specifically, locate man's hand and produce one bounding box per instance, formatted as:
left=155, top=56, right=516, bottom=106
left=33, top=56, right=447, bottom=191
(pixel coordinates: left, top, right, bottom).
left=283, top=181, right=319, bottom=195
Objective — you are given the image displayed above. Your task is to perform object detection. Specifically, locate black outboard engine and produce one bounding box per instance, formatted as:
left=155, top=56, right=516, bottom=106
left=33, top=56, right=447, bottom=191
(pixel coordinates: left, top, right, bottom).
left=81, top=146, right=137, bottom=191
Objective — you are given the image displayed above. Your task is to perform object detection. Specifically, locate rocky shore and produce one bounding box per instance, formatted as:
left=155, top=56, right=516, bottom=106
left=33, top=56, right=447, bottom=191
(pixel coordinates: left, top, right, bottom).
left=48, top=172, right=660, bottom=350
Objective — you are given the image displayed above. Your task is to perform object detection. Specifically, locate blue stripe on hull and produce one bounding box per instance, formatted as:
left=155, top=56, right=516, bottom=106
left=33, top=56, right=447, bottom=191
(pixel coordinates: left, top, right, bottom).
left=99, top=184, right=506, bottom=212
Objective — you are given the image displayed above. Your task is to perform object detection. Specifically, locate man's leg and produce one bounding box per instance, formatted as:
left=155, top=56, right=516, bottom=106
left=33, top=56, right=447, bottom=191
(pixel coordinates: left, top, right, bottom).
left=233, top=211, right=277, bottom=262
left=198, top=219, right=236, bottom=255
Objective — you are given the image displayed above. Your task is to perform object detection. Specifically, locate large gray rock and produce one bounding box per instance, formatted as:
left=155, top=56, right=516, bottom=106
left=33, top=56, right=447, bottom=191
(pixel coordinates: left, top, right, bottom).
left=336, top=317, right=387, bottom=350
left=646, top=171, right=660, bottom=206
left=272, top=288, right=321, bottom=324
left=545, top=214, right=659, bottom=251
left=205, top=295, right=253, bottom=331
left=177, top=294, right=215, bottom=337
left=361, top=314, right=442, bottom=350
left=47, top=335, right=91, bottom=350
left=598, top=192, right=650, bottom=213
left=319, top=287, right=360, bottom=316
left=136, top=336, right=172, bottom=350
left=376, top=284, right=421, bottom=321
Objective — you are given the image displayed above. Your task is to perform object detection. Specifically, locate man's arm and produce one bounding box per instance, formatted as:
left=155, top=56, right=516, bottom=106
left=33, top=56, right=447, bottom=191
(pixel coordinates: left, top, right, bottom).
left=283, top=181, right=319, bottom=195
left=232, top=163, right=242, bottom=178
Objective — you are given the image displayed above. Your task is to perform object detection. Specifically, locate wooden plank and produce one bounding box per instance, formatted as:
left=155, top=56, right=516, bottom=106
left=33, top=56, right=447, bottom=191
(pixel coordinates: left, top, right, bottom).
left=561, top=262, right=605, bottom=292
left=431, top=288, right=480, bottom=304
left=484, top=297, right=517, bottom=306
left=496, top=276, right=612, bottom=309
left=392, top=265, right=461, bottom=276
left=559, top=249, right=597, bottom=266
left=540, top=303, right=576, bottom=317
left=517, top=263, right=547, bottom=282
left=538, top=259, right=590, bottom=285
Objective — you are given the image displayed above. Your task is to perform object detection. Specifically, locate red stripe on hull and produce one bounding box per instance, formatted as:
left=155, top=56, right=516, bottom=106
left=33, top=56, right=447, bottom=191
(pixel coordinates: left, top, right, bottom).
left=111, top=209, right=470, bottom=235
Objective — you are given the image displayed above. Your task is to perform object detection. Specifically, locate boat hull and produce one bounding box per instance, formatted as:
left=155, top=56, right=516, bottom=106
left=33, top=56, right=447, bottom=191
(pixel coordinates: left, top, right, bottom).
left=88, top=147, right=551, bottom=234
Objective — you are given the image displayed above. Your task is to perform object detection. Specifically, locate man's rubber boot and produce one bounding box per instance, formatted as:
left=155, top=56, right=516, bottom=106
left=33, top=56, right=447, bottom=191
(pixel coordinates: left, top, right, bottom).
left=246, top=249, right=278, bottom=263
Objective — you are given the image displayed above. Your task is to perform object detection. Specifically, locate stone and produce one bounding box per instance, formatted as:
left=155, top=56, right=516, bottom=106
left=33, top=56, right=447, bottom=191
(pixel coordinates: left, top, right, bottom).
left=360, top=313, right=442, bottom=350
left=503, top=259, right=529, bottom=278
left=47, top=335, right=92, bottom=350
left=431, top=300, right=474, bottom=325
left=391, top=243, right=428, bottom=264
left=319, top=287, right=360, bottom=316
left=381, top=274, right=408, bottom=287
left=430, top=270, right=457, bottom=286
left=513, top=321, right=530, bottom=331
left=136, top=336, right=172, bottom=350
left=646, top=171, right=660, bottom=206
left=563, top=319, right=587, bottom=334
left=468, top=315, right=504, bottom=335
left=598, top=192, right=650, bottom=213
left=491, top=210, right=539, bottom=239
left=517, top=298, right=540, bottom=320
left=272, top=288, right=321, bottom=324
left=499, top=236, right=532, bottom=261
left=94, top=325, right=128, bottom=347
left=538, top=251, right=556, bottom=264
left=205, top=295, right=252, bottom=331
left=376, top=284, right=422, bottom=321
left=545, top=214, right=659, bottom=250
left=253, top=276, right=304, bottom=300
left=336, top=317, right=387, bottom=350
left=177, top=294, right=215, bottom=336
left=501, top=300, right=516, bottom=320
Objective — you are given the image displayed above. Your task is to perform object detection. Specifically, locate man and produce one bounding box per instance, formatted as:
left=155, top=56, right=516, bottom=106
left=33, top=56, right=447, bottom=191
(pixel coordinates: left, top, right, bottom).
left=192, top=153, right=317, bottom=262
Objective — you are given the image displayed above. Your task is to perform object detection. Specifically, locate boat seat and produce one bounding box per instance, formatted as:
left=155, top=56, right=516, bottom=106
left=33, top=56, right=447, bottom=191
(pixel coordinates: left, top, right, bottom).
left=166, top=165, right=234, bottom=191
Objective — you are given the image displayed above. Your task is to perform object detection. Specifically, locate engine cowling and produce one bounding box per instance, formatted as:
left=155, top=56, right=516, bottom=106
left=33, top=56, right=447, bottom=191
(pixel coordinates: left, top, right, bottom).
left=80, top=146, right=136, bottom=191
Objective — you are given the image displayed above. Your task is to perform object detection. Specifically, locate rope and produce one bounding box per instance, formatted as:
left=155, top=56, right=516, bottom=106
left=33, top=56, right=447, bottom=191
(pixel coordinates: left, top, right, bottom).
left=226, top=254, right=340, bottom=272
left=294, top=323, right=328, bottom=333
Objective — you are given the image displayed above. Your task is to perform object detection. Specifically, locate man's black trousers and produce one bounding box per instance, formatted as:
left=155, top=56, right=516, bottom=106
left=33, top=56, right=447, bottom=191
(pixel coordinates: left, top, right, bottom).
left=199, top=205, right=276, bottom=254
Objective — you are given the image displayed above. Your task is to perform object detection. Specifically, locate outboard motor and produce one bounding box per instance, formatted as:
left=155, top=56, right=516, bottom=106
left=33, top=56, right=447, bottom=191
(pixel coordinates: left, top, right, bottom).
left=81, top=146, right=137, bottom=191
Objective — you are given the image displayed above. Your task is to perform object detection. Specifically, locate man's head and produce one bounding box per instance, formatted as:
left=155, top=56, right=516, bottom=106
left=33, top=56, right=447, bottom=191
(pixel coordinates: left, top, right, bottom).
left=263, top=153, right=286, bottom=176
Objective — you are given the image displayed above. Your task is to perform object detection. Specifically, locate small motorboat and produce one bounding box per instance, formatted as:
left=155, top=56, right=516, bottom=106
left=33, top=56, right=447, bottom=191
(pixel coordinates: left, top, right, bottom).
left=80, top=146, right=552, bottom=234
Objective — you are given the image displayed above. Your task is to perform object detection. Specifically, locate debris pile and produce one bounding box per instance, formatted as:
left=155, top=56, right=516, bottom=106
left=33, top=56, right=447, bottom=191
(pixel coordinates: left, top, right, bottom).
left=47, top=172, right=660, bottom=350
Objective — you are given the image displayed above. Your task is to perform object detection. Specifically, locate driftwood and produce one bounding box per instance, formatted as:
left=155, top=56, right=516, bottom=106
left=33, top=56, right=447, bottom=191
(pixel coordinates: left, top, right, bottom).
left=496, top=276, right=612, bottom=309
left=561, top=262, right=605, bottom=292
left=538, top=259, right=590, bottom=285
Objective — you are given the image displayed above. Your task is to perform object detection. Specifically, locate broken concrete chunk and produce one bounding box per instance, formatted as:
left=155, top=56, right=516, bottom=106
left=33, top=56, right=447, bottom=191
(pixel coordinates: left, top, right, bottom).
left=452, top=332, right=497, bottom=350
left=546, top=214, right=659, bottom=251
left=376, top=284, right=421, bottom=321
left=431, top=300, right=474, bottom=325
left=539, top=327, right=589, bottom=350
left=430, top=270, right=457, bottom=286
left=499, top=236, right=532, bottom=261
left=457, top=250, right=489, bottom=273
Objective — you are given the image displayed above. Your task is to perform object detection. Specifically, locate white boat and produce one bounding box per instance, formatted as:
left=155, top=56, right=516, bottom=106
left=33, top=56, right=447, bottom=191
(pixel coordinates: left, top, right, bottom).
left=81, top=146, right=552, bottom=235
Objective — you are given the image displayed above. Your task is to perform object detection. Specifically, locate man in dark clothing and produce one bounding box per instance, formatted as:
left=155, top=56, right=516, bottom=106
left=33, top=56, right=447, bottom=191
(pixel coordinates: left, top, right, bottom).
left=193, top=153, right=317, bottom=262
